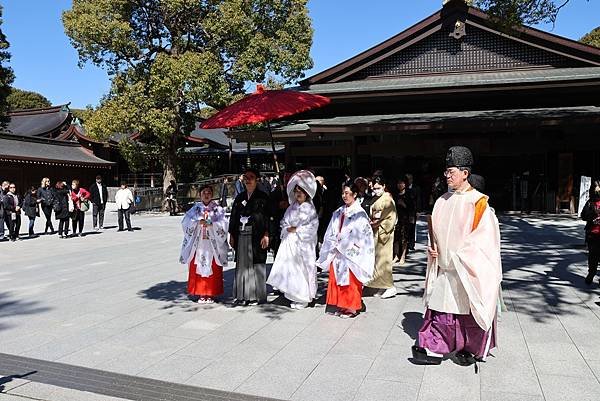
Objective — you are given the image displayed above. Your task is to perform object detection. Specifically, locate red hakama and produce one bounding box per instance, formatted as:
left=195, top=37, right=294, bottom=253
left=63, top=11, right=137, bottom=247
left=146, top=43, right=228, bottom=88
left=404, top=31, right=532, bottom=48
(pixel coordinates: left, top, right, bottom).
left=326, top=264, right=363, bottom=311
left=188, top=258, right=224, bottom=297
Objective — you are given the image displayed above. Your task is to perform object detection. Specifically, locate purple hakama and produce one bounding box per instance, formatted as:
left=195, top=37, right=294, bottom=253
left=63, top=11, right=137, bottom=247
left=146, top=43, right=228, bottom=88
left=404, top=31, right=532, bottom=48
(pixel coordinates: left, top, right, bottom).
left=418, top=309, right=497, bottom=359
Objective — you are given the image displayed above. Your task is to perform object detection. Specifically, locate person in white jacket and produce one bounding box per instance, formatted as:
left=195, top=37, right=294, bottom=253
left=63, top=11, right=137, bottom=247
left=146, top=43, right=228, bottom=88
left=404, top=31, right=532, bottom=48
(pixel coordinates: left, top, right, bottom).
left=115, top=182, right=134, bottom=231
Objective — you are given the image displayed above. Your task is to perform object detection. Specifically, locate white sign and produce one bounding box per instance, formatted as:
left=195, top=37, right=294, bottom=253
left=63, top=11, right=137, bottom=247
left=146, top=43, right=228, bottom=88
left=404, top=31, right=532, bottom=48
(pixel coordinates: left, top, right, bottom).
left=578, top=176, right=592, bottom=216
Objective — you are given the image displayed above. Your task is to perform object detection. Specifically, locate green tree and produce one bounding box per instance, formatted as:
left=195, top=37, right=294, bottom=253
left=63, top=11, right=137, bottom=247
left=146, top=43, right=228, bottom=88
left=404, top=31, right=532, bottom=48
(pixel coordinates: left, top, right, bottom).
left=581, top=26, right=600, bottom=48
left=63, top=0, right=313, bottom=190
left=70, top=106, right=96, bottom=124
left=444, top=0, right=580, bottom=26
left=0, top=6, right=14, bottom=125
left=7, top=88, right=51, bottom=110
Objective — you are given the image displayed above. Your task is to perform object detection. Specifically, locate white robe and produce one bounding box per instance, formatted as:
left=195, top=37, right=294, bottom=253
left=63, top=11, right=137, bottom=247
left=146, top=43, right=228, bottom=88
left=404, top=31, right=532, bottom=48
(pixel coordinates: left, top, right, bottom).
left=425, top=189, right=502, bottom=331
left=179, top=200, right=229, bottom=277
left=317, top=201, right=375, bottom=285
left=267, top=201, right=319, bottom=303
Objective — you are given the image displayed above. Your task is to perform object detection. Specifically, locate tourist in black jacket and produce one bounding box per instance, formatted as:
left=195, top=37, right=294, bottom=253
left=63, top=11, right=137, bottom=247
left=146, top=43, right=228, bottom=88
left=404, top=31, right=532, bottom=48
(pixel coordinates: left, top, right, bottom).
left=23, top=186, right=39, bottom=237
left=0, top=181, right=7, bottom=241
left=89, top=175, right=109, bottom=230
left=37, top=177, right=55, bottom=234
left=52, top=181, right=71, bottom=238
left=4, top=183, right=21, bottom=241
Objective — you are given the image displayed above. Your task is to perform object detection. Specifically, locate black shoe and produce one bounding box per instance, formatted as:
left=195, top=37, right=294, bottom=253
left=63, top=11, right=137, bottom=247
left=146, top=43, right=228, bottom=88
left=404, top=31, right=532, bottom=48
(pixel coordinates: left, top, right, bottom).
left=585, top=273, right=594, bottom=285
left=117, top=229, right=124, bottom=232
left=455, top=351, right=480, bottom=366
left=411, top=346, right=442, bottom=365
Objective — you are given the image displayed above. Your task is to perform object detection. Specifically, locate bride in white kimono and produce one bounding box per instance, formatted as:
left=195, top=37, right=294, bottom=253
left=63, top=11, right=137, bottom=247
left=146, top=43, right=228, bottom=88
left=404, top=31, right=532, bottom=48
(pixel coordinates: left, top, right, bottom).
left=267, top=170, right=319, bottom=309
left=179, top=185, right=229, bottom=303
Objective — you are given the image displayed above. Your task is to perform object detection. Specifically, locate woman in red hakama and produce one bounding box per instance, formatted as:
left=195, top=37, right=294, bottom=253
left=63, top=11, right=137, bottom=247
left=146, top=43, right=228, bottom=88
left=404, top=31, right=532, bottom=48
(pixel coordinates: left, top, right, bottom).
left=180, top=185, right=229, bottom=304
left=318, top=182, right=375, bottom=318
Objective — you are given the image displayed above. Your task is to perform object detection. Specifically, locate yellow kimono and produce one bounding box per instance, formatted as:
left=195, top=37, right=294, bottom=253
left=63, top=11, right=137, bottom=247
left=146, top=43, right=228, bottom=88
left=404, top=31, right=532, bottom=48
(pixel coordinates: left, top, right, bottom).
left=367, top=192, right=396, bottom=289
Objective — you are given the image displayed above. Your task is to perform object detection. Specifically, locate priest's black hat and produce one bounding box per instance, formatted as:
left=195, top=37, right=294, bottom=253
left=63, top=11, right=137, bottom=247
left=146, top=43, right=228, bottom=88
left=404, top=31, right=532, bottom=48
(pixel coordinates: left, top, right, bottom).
left=446, top=146, right=474, bottom=168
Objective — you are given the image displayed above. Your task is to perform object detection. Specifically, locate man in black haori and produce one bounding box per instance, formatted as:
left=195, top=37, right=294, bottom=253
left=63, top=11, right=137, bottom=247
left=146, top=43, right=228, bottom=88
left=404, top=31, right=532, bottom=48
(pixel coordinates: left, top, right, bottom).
left=229, top=167, right=271, bottom=305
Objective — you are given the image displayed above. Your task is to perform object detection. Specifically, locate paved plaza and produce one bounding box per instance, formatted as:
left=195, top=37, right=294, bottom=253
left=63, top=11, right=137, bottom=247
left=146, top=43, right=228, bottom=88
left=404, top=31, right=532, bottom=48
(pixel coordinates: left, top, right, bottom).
left=1, top=206, right=600, bottom=401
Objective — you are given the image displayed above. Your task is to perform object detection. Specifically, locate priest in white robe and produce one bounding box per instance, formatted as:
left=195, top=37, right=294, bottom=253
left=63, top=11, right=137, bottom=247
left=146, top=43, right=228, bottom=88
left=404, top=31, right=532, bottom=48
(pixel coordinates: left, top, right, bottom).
left=412, top=146, right=502, bottom=366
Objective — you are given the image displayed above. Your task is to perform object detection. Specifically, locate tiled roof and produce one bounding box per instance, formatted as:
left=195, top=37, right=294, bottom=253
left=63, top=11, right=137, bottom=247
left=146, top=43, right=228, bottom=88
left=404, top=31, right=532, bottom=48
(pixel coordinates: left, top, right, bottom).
left=0, top=134, right=114, bottom=167
left=300, top=67, right=600, bottom=95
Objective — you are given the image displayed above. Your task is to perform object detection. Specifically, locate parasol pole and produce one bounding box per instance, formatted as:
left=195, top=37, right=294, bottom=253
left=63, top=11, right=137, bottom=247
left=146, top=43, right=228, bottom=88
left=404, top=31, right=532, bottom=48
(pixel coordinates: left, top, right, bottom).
left=266, top=121, right=281, bottom=176
left=228, top=136, right=233, bottom=172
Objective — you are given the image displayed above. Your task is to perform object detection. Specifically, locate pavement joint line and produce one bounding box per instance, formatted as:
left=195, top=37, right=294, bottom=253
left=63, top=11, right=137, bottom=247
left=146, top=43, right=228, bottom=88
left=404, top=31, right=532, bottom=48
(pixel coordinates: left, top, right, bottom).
left=351, top=296, right=409, bottom=401
left=287, top=313, right=358, bottom=400
left=3, top=391, right=46, bottom=401
left=0, top=352, right=286, bottom=401
left=505, top=287, right=548, bottom=401
left=231, top=303, right=325, bottom=393
left=536, top=282, right=600, bottom=385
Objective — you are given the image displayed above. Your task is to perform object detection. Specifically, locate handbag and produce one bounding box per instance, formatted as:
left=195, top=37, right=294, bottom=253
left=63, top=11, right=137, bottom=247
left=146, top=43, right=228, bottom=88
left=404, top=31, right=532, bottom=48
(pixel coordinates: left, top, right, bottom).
left=68, top=196, right=75, bottom=213
left=80, top=200, right=90, bottom=212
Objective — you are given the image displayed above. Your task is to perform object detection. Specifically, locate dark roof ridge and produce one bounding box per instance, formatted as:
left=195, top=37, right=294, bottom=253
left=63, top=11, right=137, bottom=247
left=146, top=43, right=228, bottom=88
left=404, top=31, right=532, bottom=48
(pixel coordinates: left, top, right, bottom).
left=0, top=132, right=84, bottom=147
left=9, top=103, right=70, bottom=116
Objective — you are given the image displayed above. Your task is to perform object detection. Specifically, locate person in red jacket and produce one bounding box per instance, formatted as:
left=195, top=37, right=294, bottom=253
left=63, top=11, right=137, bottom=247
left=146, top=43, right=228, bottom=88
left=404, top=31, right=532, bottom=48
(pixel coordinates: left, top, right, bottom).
left=582, top=180, right=600, bottom=285
left=70, top=179, right=91, bottom=237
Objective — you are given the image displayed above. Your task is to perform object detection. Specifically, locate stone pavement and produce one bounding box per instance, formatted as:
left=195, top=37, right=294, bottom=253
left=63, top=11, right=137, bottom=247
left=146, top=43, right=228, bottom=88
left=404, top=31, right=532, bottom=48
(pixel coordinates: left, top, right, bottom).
left=1, top=205, right=599, bottom=401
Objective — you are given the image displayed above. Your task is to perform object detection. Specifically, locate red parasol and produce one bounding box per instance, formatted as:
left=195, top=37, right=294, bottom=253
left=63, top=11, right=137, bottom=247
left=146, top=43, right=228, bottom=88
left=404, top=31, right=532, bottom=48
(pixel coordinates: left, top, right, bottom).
left=201, top=84, right=331, bottom=174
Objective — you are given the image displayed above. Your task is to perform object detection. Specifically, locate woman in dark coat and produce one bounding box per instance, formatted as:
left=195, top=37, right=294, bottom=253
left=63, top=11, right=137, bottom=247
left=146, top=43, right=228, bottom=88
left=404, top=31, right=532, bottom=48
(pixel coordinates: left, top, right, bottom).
left=22, top=186, right=40, bottom=237
left=37, top=177, right=55, bottom=234
left=53, top=181, right=71, bottom=238
left=393, top=176, right=415, bottom=265
left=228, top=168, right=271, bottom=305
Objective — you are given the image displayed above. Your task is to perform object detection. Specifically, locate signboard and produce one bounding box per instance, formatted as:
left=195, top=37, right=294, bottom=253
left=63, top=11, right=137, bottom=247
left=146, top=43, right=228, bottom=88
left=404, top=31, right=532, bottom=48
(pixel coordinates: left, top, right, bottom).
left=578, top=176, right=592, bottom=216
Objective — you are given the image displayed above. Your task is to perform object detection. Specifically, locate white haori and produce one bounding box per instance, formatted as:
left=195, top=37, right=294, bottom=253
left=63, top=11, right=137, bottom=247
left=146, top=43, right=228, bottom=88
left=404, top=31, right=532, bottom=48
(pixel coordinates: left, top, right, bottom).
left=425, top=188, right=502, bottom=331
left=317, top=201, right=375, bottom=286
left=179, top=200, right=229, bottom=277
left=267, top=201, right=319, bottom=303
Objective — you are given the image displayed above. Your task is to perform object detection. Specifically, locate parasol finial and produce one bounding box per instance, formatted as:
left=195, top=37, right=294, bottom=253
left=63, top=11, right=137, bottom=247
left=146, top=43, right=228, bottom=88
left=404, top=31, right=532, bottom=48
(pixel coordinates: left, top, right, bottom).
left=254, top=84, right=266, bottom=95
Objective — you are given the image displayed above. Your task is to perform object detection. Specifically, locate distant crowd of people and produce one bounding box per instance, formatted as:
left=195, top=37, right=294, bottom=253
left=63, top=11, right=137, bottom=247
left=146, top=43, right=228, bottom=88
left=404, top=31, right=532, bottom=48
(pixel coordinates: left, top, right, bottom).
left=0, top=175, right=136, bottom=242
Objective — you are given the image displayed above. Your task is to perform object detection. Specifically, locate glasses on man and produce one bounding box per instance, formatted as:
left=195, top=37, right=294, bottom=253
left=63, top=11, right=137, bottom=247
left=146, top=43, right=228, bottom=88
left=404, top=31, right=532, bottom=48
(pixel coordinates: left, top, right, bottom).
left=443, top=169, right=462, bottom=178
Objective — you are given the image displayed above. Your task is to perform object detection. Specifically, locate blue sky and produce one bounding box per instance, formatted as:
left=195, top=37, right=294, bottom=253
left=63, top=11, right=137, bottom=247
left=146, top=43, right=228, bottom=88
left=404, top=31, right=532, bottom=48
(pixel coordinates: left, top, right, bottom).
left=2, top=0, right=599, bottom=109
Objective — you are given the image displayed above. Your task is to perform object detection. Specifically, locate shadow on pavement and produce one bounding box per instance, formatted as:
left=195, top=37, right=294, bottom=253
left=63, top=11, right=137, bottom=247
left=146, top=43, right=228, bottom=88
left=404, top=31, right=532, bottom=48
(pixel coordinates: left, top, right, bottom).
left=400, top=312, right=423, bottom=340
left=498, top=215, right=595, bottom=322
left=0, top=371, right=36, bottom=393
left=0, top=293, right=51, bottom=332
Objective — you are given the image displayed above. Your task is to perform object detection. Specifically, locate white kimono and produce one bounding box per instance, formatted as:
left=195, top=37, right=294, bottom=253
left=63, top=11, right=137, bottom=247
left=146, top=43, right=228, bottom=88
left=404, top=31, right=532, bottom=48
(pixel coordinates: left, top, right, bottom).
left=267, top=201, right=319, bottom=303
left=425, top=189, right=502, bottom=331
left=317, top=201, right=375, bottom=285
left=179, top=200, right=229, bottom=277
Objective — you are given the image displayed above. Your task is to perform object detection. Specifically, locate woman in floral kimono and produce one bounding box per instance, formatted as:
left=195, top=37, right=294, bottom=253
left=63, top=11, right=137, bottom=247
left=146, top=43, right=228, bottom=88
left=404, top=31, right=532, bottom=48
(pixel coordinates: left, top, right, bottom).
left=180, top=185, right=229, bottom=303
left=267, top=170, right=319, bottom=309
left=318, top=182, right=375, bottom=318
